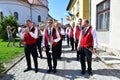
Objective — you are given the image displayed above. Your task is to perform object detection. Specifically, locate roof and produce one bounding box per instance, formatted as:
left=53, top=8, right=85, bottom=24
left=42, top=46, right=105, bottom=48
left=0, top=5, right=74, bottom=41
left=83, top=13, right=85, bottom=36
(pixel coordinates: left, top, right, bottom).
left=21, top=0, right=48, bottom=8
left=66, top=0, right=76, bottom=11
left=28, top=0, right=43, bottom=5
left=66, top=0, right=72, bottom=10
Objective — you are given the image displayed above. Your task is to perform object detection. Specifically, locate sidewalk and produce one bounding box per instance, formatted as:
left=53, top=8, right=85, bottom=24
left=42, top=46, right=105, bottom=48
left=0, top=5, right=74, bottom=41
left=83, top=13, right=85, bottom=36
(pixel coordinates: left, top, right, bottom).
left=0, top=41, right=120, bottom=80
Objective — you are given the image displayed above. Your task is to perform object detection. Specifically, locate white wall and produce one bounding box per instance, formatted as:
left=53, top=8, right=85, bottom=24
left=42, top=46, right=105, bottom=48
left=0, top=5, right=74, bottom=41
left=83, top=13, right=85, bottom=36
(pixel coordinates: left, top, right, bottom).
left=109, top=0, right=120, bottom=50
left=91, top=0, right=110, bottom=46
left=0, top=0, right=30, bottom=24
left=91, top=0, right=120, bottom=56
left=0, top=0, right=48, bottom=25
left=32, top=6, right=48, bottom=25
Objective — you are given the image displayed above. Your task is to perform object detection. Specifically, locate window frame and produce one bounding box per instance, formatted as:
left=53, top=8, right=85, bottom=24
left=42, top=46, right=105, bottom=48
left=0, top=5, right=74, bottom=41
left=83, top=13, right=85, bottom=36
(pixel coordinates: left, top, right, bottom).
left=96, top=0, right=110, bottom=31
left=0, top=12, right=3, bottom=19
left=14, top=12, right=19, bottom=20
left=38, top=15, right=41, bottom=22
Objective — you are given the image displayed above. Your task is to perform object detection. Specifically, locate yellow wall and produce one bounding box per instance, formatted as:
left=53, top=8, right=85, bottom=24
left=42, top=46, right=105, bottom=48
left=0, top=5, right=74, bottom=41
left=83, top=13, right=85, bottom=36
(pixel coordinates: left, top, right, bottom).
left=83, top=0, right=89, bottom=19
left=68, top=0, right=89, bottom=24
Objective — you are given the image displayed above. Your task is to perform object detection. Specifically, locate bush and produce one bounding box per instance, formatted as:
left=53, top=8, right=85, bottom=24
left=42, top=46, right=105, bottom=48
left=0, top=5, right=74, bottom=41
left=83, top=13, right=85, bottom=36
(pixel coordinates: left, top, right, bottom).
left=0, top=13, right=18, bottom=41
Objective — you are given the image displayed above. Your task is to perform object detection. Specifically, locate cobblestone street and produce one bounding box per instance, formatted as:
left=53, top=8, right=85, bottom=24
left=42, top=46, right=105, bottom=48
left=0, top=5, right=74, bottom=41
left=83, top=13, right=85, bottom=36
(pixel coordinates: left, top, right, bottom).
left=1, top=41, right=120, bottom=80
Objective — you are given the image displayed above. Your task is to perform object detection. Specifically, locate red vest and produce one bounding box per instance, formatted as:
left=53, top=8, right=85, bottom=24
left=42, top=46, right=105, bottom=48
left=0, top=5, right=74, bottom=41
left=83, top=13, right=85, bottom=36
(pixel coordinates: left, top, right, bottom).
left=58, top=27, right=62, bottom=39
left=70, top=27, right=73, bottom=38
left=80, top=26, right=93, bottom=48
left=44, top=28, right=57, bottom=47
left=24, top=27, right=36, bottom=45
left=75, top=26, right=81, bottom=40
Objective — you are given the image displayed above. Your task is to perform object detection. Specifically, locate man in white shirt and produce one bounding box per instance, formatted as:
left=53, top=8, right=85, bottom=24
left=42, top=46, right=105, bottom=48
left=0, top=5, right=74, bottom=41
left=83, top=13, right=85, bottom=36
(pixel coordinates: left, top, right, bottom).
left=54, top=22, right=65, bottom=59
left=42, top=19, right=60, bottom=73
left=23, top=20, right=38, bottom=73
left=77, top=19, right=98, bottom=75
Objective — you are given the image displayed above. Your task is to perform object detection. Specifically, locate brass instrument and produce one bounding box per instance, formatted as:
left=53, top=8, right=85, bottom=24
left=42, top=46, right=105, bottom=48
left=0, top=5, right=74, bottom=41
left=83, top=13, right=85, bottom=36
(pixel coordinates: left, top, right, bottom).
left=48, top=19, right=55, bottom=53
left=49, top=35, right=53, bottom=53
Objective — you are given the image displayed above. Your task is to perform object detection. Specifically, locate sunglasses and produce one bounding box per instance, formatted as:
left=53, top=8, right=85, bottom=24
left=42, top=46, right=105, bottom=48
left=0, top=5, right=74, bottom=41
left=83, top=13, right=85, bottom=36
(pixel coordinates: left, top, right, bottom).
left=48, top=22, right=53, bottom=23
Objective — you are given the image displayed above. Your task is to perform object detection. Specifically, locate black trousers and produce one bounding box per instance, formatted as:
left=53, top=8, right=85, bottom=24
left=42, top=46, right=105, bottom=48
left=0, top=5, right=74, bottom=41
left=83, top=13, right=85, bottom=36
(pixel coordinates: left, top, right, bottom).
left=36, top=36, right=42, bottom=58
left=75, top=40, right=80, bottom=59
left=70, top=37, right=74, bottom=50
left=80, top=47, right=92, bottom=72
left=45, top=45, right=58, bottom=70
left=66, top=35, right=69, bottom=46
left=24, top=44, right=38, bottom=69
left=57, top=39, right=62, bottom=58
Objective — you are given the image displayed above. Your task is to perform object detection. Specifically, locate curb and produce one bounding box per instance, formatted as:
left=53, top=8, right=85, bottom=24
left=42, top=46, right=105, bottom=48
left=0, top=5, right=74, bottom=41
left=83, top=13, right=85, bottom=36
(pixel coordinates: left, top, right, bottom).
left=1, top=55, right=25, bottom=74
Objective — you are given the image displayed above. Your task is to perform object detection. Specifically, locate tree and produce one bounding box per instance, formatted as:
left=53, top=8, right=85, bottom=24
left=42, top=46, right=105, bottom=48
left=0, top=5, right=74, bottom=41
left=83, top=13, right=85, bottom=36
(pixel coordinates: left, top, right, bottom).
left=0, top=13, right=18, bottom=41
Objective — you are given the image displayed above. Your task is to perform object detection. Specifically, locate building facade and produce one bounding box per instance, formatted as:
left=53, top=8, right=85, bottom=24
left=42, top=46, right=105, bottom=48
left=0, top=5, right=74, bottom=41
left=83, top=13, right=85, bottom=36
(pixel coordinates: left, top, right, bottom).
left=66, top=0, right=89, bottom=24
left=0, top=0, right=49, bottom=25
left=90, top=0, right=120, bottom=56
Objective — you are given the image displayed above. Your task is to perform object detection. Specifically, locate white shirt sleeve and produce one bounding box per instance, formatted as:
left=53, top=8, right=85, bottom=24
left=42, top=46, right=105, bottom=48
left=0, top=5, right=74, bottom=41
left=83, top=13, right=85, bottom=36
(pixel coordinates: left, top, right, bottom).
left=42, top=29, right=45, bottom=47
left=60, top=28, right=65, bottom=35
left=73, top=27, right=76, bottom=41
left=77, top=31, right=82, bottom=48
left=92, top=28, right=98, bottom=48
left=29, top=27, right=38, bottom=39
left=54, top=29, right=60, bottom=42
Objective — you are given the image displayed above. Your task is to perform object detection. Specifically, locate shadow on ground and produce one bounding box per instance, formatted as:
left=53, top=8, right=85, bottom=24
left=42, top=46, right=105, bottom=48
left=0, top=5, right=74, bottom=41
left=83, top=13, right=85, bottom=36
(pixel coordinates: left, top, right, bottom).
left=93, top=69, right=120, bottom=79
left=0, top=73, right=14, bottom=80
left=37, top=69, right=90, bottom=80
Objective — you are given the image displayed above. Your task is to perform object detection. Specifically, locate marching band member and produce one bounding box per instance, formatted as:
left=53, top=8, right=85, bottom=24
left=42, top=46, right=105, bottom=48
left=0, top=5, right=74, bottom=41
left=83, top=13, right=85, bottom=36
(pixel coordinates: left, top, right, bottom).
left=69, top=22, right=75, bottom=51
left=77, top=19, right=98, bottom=75
left=54, top=22, right=65, bottom=59
left=23, top=20, right=38, bottom=73
left=42, top=19, right=60, bottom=73
left=73, top=18, right=82, bottom=60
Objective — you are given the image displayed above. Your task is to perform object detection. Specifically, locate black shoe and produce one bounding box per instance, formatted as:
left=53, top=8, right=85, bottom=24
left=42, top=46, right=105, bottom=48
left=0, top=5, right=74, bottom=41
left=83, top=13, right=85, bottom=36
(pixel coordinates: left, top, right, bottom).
left=88, top=71, right=93, bottom=76
left=40, top=57, right=43, bottom=59
left=35, top=69, right=38, bottom=73
left=81, top=71, right=85, bottom=75
left=71, top=49, right=74, bottom=51
left=76, top=58, right=79, bottom=61
left=24, top=68, right=31, bottom=72
left=47, top=69, right=52, bottom=73
left=53, top=69, right=57, bottom=74
left=58, top=57, right=62, bottom=60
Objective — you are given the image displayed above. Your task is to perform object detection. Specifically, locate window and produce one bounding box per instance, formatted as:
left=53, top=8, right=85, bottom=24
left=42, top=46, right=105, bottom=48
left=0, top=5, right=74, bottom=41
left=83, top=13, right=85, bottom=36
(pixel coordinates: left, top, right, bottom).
left=14, top=12, right=18, bottom=20
left=38, top=15, right=41, bottom=22
left=77, top=1, right=79, bottom=12
left=96, top=0, right=110, bottom=31
left=0, top=12, right=3, bottom=19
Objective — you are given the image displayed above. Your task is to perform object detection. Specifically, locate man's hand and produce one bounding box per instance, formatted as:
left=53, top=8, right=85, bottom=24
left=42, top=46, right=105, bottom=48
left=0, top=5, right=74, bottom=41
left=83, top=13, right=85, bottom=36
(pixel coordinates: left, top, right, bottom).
left=43, top=47, right=46, bottom=51
left=24, top=28, right=29, bottom=33
left=92, top=48, right=97, bottom=53
left=77, top=47, right=80, bottom=51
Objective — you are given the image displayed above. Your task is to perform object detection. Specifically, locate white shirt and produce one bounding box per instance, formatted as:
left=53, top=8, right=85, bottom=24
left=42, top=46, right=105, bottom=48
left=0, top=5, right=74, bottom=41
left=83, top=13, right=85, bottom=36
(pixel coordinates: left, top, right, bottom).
left=42, top=27, right=60, bottom=47
left=18, top=27, right=24, bottom=39
left=59, top=27, right=65, bottom=35
left=77, top=26, right=98, bottom=49
left=29, top=26, right=38, bottom=39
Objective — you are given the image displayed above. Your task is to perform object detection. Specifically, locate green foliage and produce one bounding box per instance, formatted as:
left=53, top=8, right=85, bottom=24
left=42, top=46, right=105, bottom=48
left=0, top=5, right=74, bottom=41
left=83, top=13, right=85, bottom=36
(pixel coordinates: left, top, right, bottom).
left=0, top=61, right=5, bottom=72
left=0, top=13, right=18, bottom=41
left=0, top=39, right=24, bottom=72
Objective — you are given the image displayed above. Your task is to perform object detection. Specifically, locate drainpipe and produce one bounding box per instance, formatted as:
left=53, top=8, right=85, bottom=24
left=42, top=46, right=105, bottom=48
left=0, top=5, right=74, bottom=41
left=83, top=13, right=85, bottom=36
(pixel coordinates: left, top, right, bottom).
left=30, top=4, right=32, bottom=21
left=89, top=0, right=91, bottom=25
left=30, top=0, right=34, bottom=21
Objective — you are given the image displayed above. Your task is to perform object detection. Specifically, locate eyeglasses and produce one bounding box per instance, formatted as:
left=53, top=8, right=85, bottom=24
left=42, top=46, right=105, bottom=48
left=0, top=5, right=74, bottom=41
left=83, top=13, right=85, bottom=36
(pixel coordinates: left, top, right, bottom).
left=48, top=22, right=53, bottom=23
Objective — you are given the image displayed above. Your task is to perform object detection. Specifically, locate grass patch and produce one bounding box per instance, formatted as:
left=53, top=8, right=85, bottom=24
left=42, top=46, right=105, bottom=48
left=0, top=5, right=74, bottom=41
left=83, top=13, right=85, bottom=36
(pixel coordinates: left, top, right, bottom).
left=0, top=39, right=24, bottom=64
